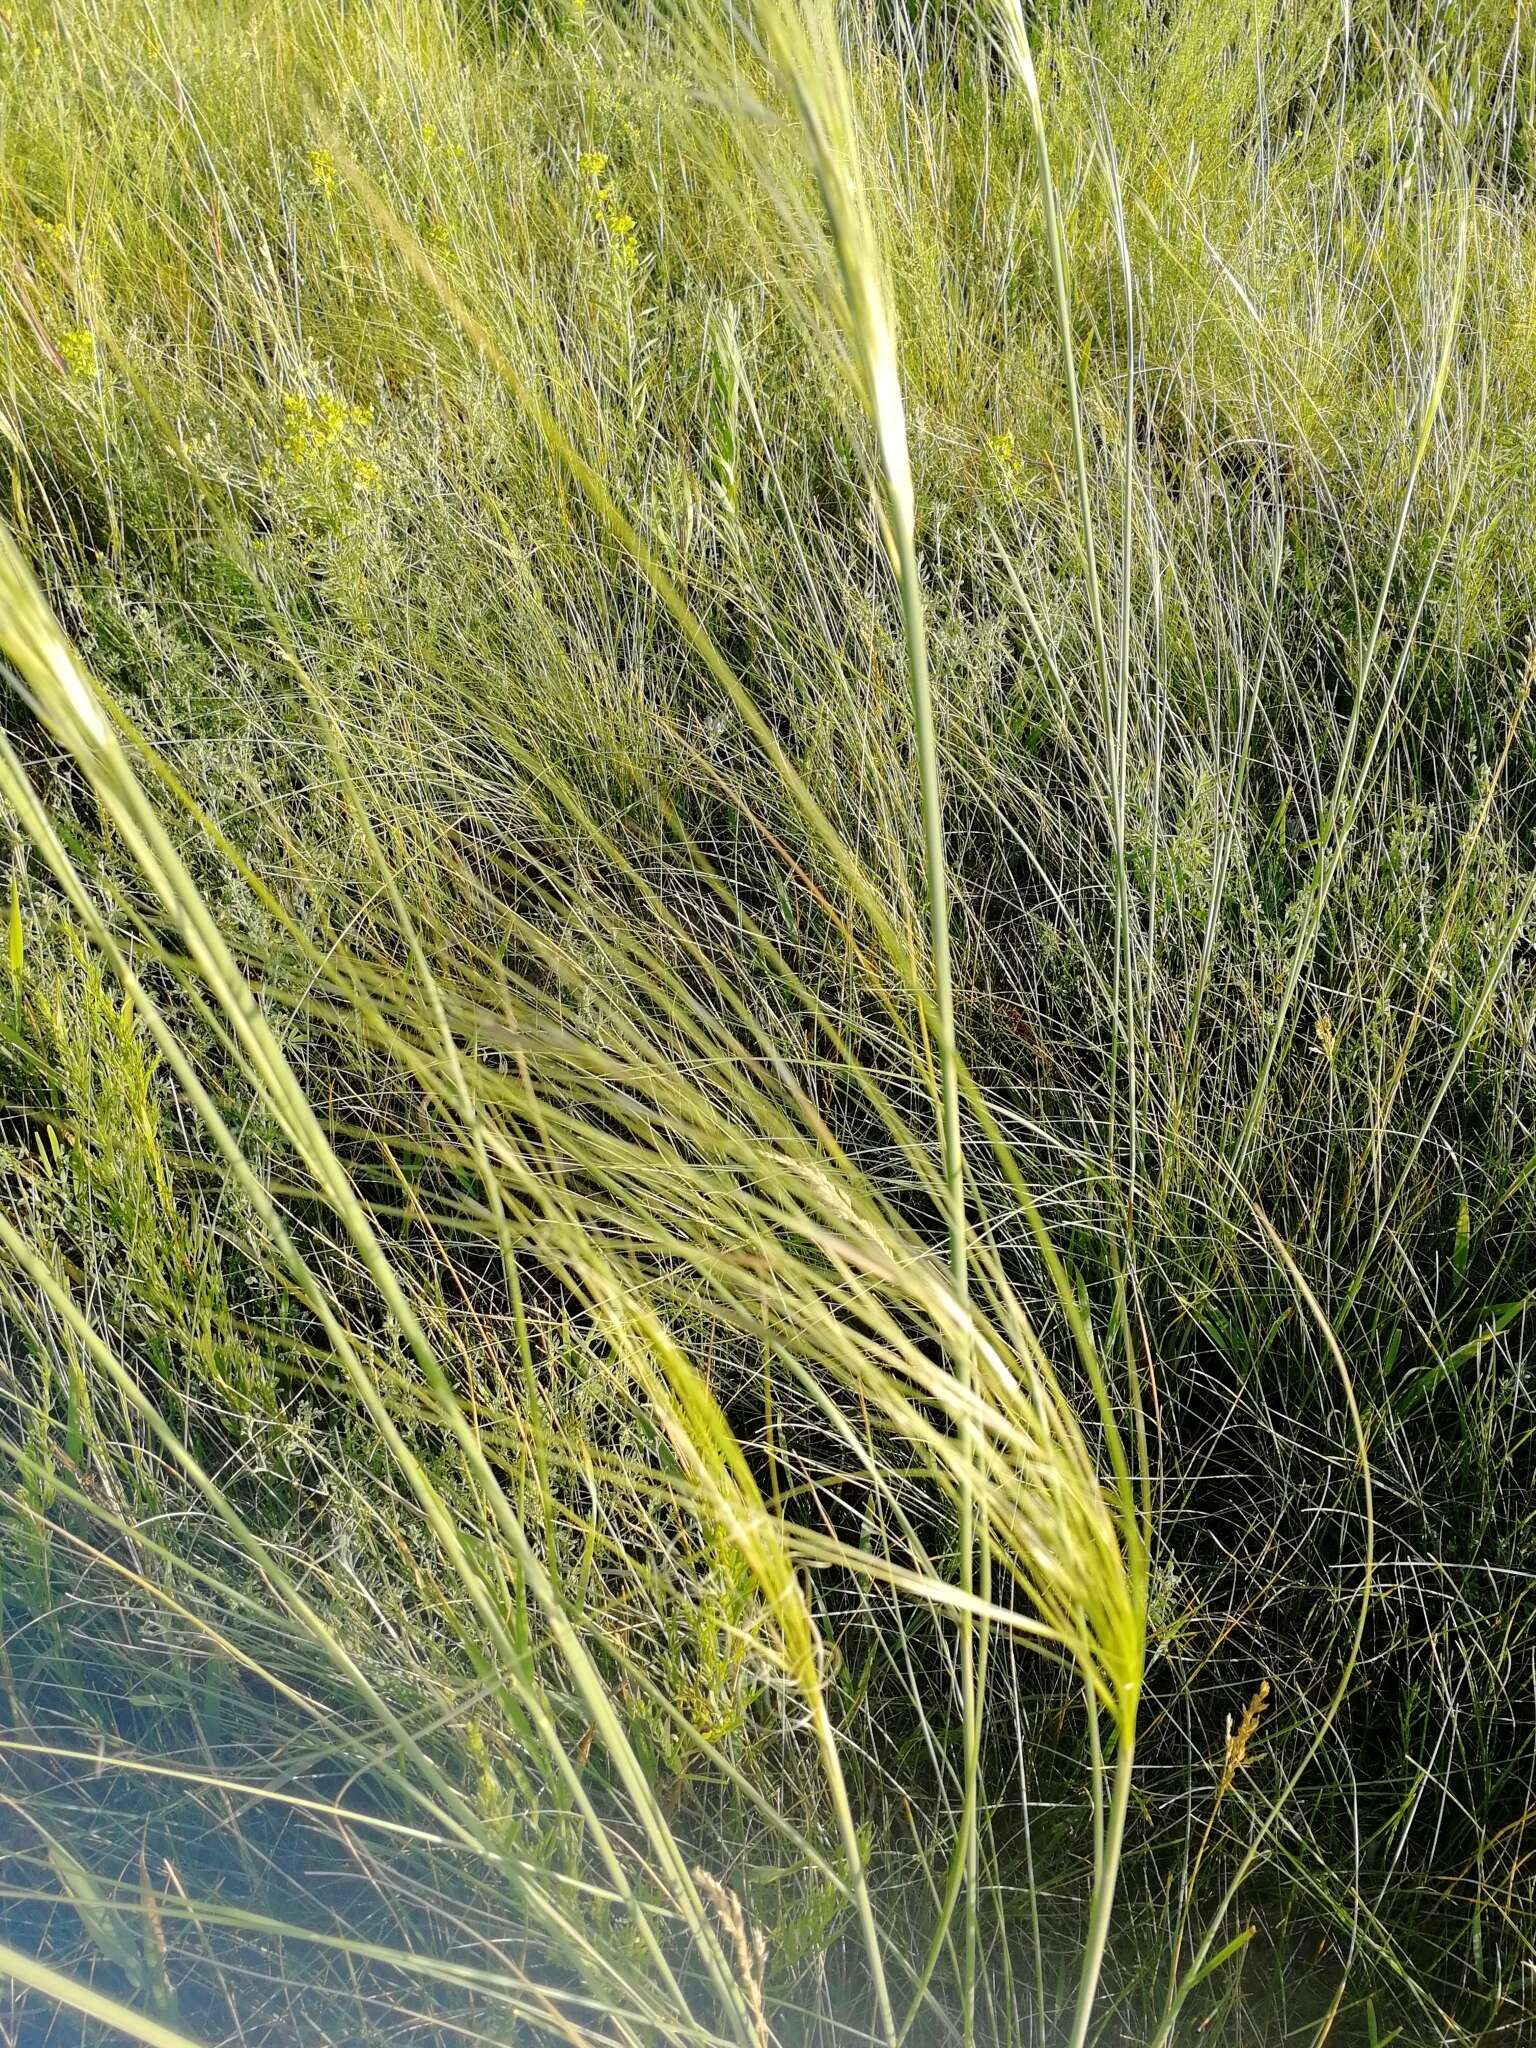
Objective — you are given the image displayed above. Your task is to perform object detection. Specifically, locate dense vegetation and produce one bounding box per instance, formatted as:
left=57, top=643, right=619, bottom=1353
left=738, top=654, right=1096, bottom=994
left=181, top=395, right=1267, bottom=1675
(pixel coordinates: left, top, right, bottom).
left=2, top=0, right=1534, bottom=2041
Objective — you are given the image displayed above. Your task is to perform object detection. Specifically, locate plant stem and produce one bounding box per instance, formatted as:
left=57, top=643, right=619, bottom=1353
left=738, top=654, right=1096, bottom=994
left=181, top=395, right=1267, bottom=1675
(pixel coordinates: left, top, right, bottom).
left=894, top=510, right=980, bottom=2042
left=1067, top=1720, right=1135, bottom=2048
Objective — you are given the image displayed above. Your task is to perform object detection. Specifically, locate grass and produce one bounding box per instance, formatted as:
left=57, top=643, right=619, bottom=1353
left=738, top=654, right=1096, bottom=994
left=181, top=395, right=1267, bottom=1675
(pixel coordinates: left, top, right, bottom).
left=1, top=0, right=1534, bottom=2041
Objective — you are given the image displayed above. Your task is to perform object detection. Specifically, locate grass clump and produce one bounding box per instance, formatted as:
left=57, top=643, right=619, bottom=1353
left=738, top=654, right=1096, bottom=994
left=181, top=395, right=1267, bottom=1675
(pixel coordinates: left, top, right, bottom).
left=2, top=0, right=1534, bottom=2043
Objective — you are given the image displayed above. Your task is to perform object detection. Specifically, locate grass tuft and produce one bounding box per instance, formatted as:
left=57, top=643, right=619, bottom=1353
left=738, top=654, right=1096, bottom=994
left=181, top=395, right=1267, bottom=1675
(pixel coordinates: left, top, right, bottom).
left=2, top=1, right=1534, bottom=2043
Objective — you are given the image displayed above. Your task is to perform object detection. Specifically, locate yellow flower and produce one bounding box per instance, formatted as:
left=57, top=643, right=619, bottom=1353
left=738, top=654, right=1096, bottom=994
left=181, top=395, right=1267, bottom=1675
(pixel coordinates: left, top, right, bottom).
left=58, top=329, right=97, bottom=382
left=579, top=147, right=640, bottom=272
left=604, top=209, right=638, bottom=270
left=306, top=146, right=337, bottom=199
left=987, top=428, right=1023, bottom=492
left=420, top=125, right=467, bottom=173
left=277, top=385, right=381, bottom=498
left=280, top=392, right=316, bottom=463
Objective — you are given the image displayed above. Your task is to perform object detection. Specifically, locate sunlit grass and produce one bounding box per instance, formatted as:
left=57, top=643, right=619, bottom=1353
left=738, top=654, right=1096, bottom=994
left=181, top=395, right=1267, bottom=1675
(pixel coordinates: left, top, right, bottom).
left=2, top=0, right=1534, bottom=2042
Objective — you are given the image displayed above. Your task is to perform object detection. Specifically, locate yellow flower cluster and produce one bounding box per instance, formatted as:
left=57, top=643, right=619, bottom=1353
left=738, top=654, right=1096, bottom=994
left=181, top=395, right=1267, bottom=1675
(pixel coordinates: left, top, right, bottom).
left=578, top=149, right=637, bottom=273
left=306, top=146, right=337, bottom=200
left=987, top=428, right=1023, bottom=491
left=279, top=391, right=380, bottom=491
left=418, top=120, right=468, bottom=252
left=59, top=329, right=97, bottom=382
left=464, top=1721, right=502, bottom=1817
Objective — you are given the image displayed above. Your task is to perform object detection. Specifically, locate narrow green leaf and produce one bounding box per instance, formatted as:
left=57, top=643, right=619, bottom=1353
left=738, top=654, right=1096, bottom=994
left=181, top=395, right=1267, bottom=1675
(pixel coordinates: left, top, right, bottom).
left=47, top=1843, right=144, bottom=1981
left=0, top=1934, right=205, bottom=2048
left=7, top=868, right=21, bottom=978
